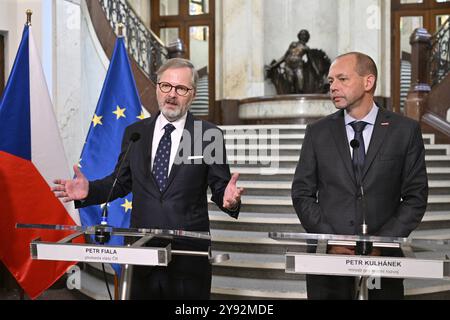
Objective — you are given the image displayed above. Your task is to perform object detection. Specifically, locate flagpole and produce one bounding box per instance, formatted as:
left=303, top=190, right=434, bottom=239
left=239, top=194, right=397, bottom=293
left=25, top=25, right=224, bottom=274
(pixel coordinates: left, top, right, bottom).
left=20, top=8, right=32, bottom=300
left=117, top=23, right=124, bottom=38
left=26, top=9, right=32, bottom=26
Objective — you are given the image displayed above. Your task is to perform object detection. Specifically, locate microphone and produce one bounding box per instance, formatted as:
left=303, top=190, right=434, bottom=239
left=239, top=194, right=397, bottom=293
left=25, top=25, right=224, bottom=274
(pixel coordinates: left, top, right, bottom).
left=95, top=132, right=141, bottom=244
left=350, top=139, right=372, bottom=255
left=350, top=139, right=360, bottom=150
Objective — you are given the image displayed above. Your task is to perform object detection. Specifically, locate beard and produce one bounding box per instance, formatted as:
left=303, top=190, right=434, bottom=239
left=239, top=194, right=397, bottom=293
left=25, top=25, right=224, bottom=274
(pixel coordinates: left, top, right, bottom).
left=158, top=98, right=190, bottom=122
left=332, top=91, right=365, bottom=111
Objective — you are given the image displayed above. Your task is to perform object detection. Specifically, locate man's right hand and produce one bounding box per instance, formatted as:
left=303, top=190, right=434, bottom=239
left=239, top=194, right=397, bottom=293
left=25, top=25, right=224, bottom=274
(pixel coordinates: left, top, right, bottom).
left=52, top=165, right=89, bottom=203
left=328, top=245, right=355, bottom=255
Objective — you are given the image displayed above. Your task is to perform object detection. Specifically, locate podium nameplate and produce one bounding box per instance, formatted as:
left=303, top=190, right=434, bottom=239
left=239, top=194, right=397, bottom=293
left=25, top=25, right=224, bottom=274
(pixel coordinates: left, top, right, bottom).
left=17, top=223, right=229, bottom=300
left=286, top=252, right=450, bottom=280
left=31, top=241, right=170, bottom=266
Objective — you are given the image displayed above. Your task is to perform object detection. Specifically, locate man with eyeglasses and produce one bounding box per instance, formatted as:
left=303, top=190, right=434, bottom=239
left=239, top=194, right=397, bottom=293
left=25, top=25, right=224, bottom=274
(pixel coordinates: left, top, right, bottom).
left=52, top=58, right=243, bottom=299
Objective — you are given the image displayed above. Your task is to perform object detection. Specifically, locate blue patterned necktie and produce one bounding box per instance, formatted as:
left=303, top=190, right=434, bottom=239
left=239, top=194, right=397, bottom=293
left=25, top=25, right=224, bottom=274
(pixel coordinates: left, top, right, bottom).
left=153, top=123, right=176, bottom=192
left=350, top=121, right=368, bottom=181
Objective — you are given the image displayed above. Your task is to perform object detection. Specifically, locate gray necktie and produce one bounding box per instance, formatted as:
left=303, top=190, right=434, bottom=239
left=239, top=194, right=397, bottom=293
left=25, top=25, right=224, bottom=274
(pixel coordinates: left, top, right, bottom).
left=350, top=121, right=368, bottom=182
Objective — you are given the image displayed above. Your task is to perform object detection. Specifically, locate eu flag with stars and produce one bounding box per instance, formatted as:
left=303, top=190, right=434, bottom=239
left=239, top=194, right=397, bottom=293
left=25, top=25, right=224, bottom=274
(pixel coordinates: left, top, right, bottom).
left=79, top=36, right=144, bottom=275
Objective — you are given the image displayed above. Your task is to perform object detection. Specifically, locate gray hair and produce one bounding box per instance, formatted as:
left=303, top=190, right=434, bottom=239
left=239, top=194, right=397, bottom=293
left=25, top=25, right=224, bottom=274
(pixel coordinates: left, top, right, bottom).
left=156, top=58, right=199, bottom=89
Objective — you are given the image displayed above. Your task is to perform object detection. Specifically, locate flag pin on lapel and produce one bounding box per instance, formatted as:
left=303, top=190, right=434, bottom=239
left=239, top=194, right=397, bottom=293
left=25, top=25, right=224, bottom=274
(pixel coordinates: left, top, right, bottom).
left=381, top=122, right=390, bottom=126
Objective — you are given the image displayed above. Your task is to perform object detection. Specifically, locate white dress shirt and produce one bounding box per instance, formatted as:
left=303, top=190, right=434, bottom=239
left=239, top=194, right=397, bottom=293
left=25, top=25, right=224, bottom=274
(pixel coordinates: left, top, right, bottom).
left=344, top=103, right=379, bottom=157
left=151, top=112, right=187, bottom=176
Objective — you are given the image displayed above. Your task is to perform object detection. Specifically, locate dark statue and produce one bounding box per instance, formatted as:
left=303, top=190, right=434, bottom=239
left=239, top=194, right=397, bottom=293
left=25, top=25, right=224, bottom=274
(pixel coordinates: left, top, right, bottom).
left=266, top=30, right=331, bottom=94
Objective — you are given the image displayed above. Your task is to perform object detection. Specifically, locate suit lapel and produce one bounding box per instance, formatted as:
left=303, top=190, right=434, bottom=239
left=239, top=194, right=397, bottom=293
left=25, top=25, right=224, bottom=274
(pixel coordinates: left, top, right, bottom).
left=362, top=108, right=390, bottom=180
left=329, top=110, right=357, bottom=185
left=142, top=114, right=159, bottom=188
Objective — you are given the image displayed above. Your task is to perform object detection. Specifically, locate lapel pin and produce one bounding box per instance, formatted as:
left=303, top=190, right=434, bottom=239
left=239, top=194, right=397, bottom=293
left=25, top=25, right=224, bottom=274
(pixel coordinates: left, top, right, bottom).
left=381, top=122, right=390, bottom=126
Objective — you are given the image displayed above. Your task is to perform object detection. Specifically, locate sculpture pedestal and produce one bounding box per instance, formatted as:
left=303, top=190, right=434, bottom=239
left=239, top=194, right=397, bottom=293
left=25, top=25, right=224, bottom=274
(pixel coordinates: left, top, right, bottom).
left=239, top=94, right=335, bottom=123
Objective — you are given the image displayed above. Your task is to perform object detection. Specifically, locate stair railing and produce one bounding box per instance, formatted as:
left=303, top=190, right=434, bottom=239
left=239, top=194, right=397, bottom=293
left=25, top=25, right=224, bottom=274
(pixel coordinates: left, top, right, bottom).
left=430, top=17, right=450, bottom=87
left=99, top=0, right=168, bottom=82
left=405, top=19, right=450, bottom=140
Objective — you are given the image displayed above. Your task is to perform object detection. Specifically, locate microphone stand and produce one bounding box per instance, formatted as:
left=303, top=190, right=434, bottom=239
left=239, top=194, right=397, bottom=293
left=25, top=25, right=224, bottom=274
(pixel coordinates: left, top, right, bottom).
left=355, top=185, right=372, bottom=256
left=94, top=133, right=140, bottom=244
left=350, top=139, right=372, bottom=300
left=355, top=182, right=371, bottom=300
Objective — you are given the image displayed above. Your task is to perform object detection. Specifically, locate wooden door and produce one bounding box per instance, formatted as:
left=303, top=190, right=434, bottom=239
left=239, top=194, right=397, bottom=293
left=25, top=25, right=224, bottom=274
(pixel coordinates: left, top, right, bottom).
left=151, top=0, right=215, bottom=120
left=391, top=0, right=450, bottom=113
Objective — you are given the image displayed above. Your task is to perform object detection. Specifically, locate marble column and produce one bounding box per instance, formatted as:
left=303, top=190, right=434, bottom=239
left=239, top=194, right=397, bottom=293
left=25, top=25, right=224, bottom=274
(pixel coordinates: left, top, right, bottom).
left=337, top=0, right=391, bottom=98
left=55, top=0, right=84, bottom=167
left=217, top=0, right=265, bottom=99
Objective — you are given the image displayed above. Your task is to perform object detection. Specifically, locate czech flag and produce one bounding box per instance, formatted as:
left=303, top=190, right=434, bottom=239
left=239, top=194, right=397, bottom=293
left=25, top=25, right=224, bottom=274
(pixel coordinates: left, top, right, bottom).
left=0, top=25, right=81, bottom=299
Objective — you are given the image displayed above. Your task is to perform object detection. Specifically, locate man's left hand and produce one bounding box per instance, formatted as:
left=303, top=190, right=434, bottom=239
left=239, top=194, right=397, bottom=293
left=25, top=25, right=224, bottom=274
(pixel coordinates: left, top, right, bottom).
left=223, top=173, right=244, bottom=210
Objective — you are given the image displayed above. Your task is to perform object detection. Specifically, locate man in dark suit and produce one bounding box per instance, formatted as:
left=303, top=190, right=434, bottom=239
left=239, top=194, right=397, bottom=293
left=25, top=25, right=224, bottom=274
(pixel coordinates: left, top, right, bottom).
left=52, top=58, right=243, bottom=299
left=291, top=52, right=428, bottom=299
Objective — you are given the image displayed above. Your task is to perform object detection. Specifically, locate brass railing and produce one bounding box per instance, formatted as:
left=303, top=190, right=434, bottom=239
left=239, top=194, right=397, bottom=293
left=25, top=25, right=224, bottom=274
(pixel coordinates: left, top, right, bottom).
left=99, top=0, right=168, bottom=82
left=430, top=17, right=450, bottom=87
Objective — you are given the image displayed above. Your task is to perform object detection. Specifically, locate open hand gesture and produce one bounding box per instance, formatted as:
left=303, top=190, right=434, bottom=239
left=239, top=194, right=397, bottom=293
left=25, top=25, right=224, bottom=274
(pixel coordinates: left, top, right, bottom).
left=52, top=165, right=89, bottom=203
left=223, top=173, right=244, bottom=210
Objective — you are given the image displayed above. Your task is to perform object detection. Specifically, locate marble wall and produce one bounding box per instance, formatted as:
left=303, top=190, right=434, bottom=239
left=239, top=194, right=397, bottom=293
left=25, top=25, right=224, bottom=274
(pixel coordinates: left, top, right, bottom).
left=336, top=0, right=391, bottom=98
left=216, top=0, right=391, bottom=99
left=217, top=0, right=265, bottom=100
left=55, top=0, right=83, bottom=167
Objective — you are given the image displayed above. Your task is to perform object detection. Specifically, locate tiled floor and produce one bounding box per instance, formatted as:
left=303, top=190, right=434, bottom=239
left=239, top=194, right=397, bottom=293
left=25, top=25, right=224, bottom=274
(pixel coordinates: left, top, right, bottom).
left=0, top=288, right=91, bottom=300
left=0, top=276, right=91, bottom=300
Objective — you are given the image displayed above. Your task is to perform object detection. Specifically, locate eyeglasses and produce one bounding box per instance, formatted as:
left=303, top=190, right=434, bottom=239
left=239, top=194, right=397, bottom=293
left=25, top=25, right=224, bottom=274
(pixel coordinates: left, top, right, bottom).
left=157, top=82, right=194, bottom=97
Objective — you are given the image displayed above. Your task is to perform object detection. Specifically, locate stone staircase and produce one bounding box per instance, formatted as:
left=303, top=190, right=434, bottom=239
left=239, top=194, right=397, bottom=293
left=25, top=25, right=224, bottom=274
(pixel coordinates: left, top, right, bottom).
left=190, top=74, right=209, bottom=116
left=400, top=59, right=412, bottom=113
left=209, top=124, right=450, bottom=299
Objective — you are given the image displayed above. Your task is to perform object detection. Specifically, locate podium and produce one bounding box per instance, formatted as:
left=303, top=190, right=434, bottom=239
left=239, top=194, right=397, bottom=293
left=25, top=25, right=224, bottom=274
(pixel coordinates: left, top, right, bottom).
left=17, top=223, right=229, bottom=300
left=269, top=232, right=450, bottom=299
